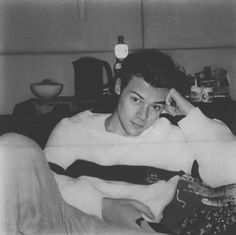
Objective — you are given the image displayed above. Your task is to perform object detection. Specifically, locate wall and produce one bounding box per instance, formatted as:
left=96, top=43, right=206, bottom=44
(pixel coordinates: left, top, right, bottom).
left=144, top=0, right=236, bottom=48
left=0, top=0, right=235, bottom=114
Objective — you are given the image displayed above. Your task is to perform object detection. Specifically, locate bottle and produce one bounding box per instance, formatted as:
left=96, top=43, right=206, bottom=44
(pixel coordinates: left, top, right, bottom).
left=201, top=66, right=215, bottom=102
left=190, top=77, right=202, bottom=102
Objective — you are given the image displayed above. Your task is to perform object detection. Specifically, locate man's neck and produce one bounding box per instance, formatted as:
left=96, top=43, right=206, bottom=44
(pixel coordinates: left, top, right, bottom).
left=104, top=112, right=128, bottom=136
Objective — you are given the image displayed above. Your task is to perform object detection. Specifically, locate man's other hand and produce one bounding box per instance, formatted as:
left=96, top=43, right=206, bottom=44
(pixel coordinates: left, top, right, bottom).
left=165, top=89, right=195, bottom=116
left=102, top=198, right=154, bottom=228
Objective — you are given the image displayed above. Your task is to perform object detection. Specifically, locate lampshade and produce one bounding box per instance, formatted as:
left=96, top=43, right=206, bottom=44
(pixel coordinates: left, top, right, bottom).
left=114, top=36, right=128, bottom=60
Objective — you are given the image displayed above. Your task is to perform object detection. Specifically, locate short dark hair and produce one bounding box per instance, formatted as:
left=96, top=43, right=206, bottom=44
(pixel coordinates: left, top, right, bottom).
left=119, top=49, right=189, bottom=94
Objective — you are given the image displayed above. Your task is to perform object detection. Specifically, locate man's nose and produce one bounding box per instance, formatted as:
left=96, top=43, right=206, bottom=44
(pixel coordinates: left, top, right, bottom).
left=136, top=105, right=149, bottom=121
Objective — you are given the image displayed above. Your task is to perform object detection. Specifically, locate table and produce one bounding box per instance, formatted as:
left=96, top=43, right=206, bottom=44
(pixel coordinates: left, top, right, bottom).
left=13, top=95, right=118, bottom=115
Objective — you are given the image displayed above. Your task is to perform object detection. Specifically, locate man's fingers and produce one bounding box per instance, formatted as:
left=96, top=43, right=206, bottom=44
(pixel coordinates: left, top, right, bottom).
left=166, top=88, right=195, bottom=116
left=164, top=105, right=176, bottom=116
left=166, top=88, right=181, bottom=103
left=132, top=200, right=155, bottom=220
left=165, top=90, right=173, bottom=106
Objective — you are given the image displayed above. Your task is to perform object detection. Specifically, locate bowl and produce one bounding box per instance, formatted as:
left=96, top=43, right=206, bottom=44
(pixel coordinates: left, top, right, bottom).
left=30, top=79, right=63, bottom=100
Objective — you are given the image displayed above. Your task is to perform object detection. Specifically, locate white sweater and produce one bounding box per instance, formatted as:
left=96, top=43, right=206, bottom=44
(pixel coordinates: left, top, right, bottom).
left=44, top=108, right=236, bottom=221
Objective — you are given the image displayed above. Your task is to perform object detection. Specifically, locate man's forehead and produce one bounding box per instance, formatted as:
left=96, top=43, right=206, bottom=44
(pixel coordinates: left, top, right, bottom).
left=130, top=91, right=167, bottom=104
left=126, top=76, right=169, bottom=102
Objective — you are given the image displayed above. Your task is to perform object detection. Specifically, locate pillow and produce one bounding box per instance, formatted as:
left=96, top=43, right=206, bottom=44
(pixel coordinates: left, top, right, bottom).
left=161, top=175, right=236, bottom=235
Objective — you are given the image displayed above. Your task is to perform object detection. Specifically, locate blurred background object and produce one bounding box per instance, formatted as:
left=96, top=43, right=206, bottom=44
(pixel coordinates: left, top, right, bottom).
left=30, top=79, right=63, bottom=100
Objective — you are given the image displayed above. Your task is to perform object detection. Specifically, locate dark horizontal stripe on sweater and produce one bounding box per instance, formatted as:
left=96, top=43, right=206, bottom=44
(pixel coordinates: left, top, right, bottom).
left=49, top=159, right=185, bottom=185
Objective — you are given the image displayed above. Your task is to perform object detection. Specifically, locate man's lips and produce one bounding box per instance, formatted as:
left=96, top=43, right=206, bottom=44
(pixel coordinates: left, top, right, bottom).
left=130, top=121, right=145, bottom=129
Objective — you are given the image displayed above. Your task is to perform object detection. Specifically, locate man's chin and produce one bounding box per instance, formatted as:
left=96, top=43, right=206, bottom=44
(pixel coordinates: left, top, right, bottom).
left=128, top=128, right=144, bottom=137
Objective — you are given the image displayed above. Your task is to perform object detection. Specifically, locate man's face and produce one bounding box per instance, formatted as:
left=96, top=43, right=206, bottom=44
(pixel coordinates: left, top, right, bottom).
left=112, top=76, right=170, bottom=136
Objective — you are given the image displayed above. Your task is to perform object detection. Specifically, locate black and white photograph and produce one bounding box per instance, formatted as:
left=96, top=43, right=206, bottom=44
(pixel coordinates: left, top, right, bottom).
left=0, top=0, right=236, bottom=234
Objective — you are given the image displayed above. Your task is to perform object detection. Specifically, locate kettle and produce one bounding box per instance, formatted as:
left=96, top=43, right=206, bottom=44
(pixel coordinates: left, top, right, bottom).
left=72, top=57, right=113, bottom=100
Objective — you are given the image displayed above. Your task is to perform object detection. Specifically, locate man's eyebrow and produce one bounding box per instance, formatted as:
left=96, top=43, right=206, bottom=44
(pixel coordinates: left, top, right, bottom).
left=130, top=91, right=166, bottom=104
left=130, top=91, right=144, bottom=100
left=153, top=101, right=166, bottom=105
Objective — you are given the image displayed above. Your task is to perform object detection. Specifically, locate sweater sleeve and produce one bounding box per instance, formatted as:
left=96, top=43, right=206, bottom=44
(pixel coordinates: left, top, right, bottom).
left=44, top=118, right=73, bottom=169
left=178, top=107, right=234, bottom=142
left=178, top=108, right=236, bottom=187
left=54, top=174, right=104, bottom=219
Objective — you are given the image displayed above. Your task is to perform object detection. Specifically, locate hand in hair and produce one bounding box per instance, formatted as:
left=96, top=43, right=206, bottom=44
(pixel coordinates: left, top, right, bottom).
left=165, top=88, right=195, bottom=116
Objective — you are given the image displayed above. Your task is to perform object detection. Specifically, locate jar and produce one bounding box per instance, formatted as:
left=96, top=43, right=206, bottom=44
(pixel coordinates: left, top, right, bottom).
left=201, top=80, right=215, bottom=103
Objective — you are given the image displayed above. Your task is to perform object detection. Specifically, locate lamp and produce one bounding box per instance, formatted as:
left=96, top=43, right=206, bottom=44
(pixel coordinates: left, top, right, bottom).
left=114, top=36, right=128, bottom=77
left=114, top=36, right=129, bottom=60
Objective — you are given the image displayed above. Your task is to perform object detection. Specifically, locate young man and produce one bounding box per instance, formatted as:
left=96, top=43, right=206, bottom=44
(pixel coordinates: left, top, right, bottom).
left=44, top=49, right=236, bottom=231
left=1, top=49, right=236, bottom=234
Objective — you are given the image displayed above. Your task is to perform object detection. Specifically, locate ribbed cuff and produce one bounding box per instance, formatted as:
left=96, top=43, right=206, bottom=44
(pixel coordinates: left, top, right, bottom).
left=178, top=107, right=205, bottom=129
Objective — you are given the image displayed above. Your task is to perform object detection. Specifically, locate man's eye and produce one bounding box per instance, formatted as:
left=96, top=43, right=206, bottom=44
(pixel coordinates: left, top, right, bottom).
left=130, top=96, right=141, bottom=104
left=152, top=104, right=162, bottom=111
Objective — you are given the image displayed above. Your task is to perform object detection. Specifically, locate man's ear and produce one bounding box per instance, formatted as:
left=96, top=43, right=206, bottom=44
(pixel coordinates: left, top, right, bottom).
left=115, top=78, right=122, bottom=95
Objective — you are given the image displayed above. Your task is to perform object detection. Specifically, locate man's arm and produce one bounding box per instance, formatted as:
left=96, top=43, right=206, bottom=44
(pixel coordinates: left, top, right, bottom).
left=165, top=89, right=236, bottom=187
left=165, top=88, right=195, bottom=117
left=165, top=88, right=234, bottom=142
left=55, top=173, right=156, bottom=228
left=102, top=198, right=154, bottom=228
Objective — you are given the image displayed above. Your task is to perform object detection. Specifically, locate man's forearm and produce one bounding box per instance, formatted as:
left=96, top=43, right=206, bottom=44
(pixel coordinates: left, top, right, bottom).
left=178, top=108, right=236, bottom=187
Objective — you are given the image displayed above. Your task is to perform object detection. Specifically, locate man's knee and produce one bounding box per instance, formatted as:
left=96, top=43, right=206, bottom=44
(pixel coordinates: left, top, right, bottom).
left=0, top=133, right=44, bottom=164
left=0, top=133, right=39, bottom=148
